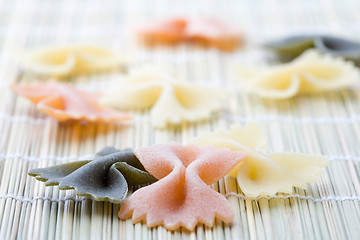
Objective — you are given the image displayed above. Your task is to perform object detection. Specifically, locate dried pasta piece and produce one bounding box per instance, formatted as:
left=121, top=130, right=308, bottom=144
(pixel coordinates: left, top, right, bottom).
left=101, top=66, right=226, bottom=128
left=184, top=17, right=242, bottom=52
left=191, top=122, right=329, bottom=197
left=21, top=45, right=127, bottom=76
left=234, top=50, right=360, bottom=99
left=28, top=147, right=157, bottom=203
left=137, top=17, right=242, bottom=52
left=118, top=143, right=247, bottom=230
left=264, top=35, right=315, bottom=60
left=11, top=82, right=131, bottom=122
left=264, top=35, right=360, bottom=62
left=137, top=18, right=187, bottom=44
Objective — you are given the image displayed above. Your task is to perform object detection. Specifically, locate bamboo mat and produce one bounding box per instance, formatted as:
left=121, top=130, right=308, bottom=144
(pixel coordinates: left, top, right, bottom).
left=1, top=0, right=360, bottom=239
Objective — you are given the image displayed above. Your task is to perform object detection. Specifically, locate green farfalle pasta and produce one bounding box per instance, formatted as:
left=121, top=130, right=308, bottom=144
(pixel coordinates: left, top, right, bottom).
left=264, top=35, right=360, bottom=62
left=28, top=147, right=157, bottom=203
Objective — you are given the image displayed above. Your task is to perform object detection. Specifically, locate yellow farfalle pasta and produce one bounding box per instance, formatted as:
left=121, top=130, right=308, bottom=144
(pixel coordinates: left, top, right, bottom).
left=100, top=66, right=227, bottom=128
left=233, top=50, right=360, bottom=99
left=21, top=45, right=128, bottom=76
left=191, top=122, right=329, bottom=197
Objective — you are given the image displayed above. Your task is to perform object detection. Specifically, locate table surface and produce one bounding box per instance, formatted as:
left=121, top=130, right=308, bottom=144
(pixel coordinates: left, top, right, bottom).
left=0, top=0, right=360, bottom=239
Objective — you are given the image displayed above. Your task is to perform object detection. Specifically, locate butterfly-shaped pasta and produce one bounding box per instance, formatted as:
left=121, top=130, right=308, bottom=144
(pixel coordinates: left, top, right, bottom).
left=264, top=35, right=360, bottom=62
left=11, top=82, right=130, bottom=122
left=29, top=147, right=157, bottom=203
left=137, top=17, right=242, bottom=52
left=191, top=122, right=329, bottom=197
left=119, top=143, right=247, bottom=230
left=21, top=45, right=127, bottom=76
left=100, top=66, right=227, bottom=128
left=233, top=50, right=360, bottom=99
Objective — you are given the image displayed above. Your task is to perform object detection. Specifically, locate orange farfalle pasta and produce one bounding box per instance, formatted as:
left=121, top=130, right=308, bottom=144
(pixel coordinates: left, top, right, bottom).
left=11, top=82, right=131, bottom=122
left=137, top=17, right=242, bottom=52
left=137, top=18, right=187, bottom=44
left=119, top=143, right=247, bottom=230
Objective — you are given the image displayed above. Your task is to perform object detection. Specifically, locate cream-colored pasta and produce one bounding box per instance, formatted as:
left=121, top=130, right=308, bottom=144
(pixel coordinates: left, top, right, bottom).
left=21, top=45, right=128, bottom=76
left=100, top=66, right=227, bottom=128
left=233, top=50, right=360, bottom=99
left=190, top=122, right=329, bottom=197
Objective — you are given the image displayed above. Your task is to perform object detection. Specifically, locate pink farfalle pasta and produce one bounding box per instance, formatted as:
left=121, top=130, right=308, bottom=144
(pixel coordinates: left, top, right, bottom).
left=137, top=17, right=242, bottom=52
left=11, top=82, right=131, bottom=122
left=118, top=143, right=247, bottom=230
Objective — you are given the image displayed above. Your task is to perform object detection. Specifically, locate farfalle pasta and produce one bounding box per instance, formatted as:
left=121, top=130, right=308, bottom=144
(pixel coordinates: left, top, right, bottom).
left=100, top=66, right=227, bottom=128
left=118, top=143, right=247, bottom=230
left=11, top=82, right=131, bottom=122
left=191, top=122, right=329, bottom=197
left=137, top=17, right=242, bottom=52
left=264, top=35, right=360, bottom=62
left=233, top=50, right=360, bottom=99
left=29, top=147, right=157, bottom=203
left=21, top=45, right=127, bottom=76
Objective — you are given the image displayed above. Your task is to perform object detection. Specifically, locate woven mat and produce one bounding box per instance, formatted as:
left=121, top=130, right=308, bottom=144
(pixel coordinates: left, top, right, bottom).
left=1, top=0, right=360, bottom=239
